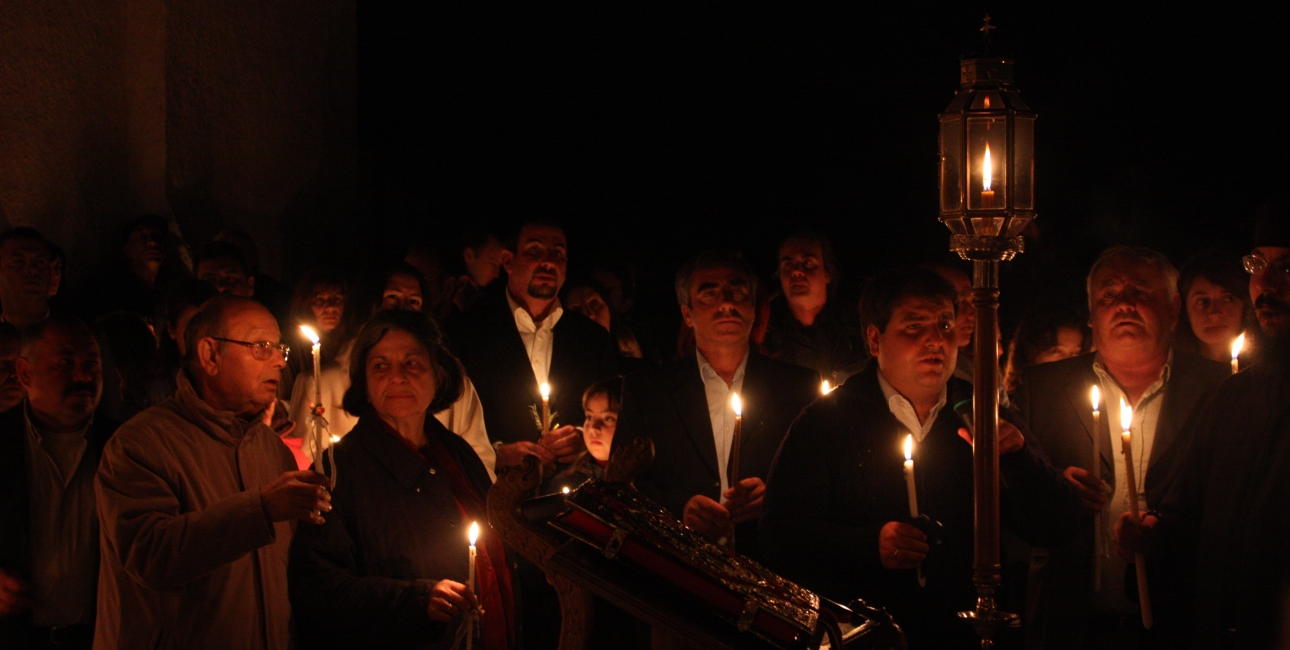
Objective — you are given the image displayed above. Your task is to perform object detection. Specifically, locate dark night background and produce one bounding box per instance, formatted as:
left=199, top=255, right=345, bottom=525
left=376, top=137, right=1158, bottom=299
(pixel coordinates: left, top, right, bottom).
left=363, top=4, right=1286, bottom=338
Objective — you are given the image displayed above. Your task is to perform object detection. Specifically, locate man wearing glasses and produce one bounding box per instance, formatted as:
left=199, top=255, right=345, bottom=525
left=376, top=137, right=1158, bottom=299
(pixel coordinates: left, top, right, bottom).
left=94, top=295, right=330, bottom=650
left=1117, top=198, right=1290, bottom=649
left=614, top=251, right=819, bottom=562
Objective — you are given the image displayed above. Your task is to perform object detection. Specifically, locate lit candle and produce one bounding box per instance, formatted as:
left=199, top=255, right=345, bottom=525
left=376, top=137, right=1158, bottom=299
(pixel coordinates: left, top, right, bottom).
left=467, top=522, right=479, bottom=650
left=300, top=325, right=324, bottom=474
left=1119, top=398, right=1153, bottom=629
left=539, top=382, right=551, bottom=434
left=820, top=380, right=832, bottom=395
left=1231, top=332, right=1245, bottom=374
left=980, top=144, right=995, bottom=209
left=1090, top=385, right=1102, bottom=593
left=728, top=393, right=743, bottom=488
left=903, top=434, right=919, bottom=517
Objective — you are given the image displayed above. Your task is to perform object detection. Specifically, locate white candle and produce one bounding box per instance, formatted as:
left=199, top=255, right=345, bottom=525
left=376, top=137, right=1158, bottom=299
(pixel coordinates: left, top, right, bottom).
left=300, top=325, right=324, bottom=474
left=1119, top=398, right=1153, bottom=629
left=729, top=393, right=743, bottom=488
left=539, top=382, right=551, bottom=434
left=467, top=522, right=479, bottom=594
left=1090, top=385, right=1102, bottom=593
left=1231, top=332, right=1245, bottom=374
left=903, top=435, right=919, bottom=518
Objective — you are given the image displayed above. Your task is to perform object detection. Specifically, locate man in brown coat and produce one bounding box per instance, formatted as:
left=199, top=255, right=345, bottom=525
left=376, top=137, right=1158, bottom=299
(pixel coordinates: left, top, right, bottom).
left=94, top=295, right=331, bottom=650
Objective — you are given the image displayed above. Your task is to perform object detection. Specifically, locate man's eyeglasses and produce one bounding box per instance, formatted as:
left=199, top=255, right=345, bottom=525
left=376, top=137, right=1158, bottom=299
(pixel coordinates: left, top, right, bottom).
left=311, top=296, right=345, bottom=309
left=1242, top=254, right=1290, bottom=281
left=212, top=337, right=290, bottom=361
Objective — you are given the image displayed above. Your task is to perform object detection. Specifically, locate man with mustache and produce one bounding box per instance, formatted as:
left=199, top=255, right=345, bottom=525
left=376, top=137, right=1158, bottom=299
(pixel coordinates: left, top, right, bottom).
left=1116, top=198, right=1290, bottom=649
left=614, top=251, right=820, bottom=560
left=93, top=295, right=329, bottom=650
left=755, top=233, right=869, bottom=386
left=760, top=267, right=1077, bottom=649
left=1014, top=246, right=1229, bottom=649
left=0, top=228, right=55, bottom=331
left=0, top=316, right=117, bottom=650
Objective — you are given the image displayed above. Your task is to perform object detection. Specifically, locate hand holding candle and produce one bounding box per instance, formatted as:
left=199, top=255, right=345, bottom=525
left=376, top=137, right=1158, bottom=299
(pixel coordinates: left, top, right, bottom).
left=299, top=325, right=331, bottom=483
left=1119, top=398, right=1153, bottom=629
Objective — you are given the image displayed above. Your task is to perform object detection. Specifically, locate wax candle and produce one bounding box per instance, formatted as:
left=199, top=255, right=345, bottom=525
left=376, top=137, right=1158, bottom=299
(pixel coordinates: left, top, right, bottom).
left=1119, top=398, right=1153, bottom=629
left=467, top=522, right=479, bottom=650
left=1090, top=385, right=1102, bottom=593
left=980, top=144, right=995, bottom=209
left=728, top=393, right=743, bottom=488
left=300, top=325, right=324, bottom=474
left=1231, top=332, right=1245, bottom=374
left=539, top=382, right=551, bottom=433
left=903, top=435, right=919, bottom=518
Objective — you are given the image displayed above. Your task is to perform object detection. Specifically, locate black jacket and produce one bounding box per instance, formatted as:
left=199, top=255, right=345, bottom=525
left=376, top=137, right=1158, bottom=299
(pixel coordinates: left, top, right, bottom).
left=612, top=349, right=819, bottom=560
left=288, top=414, right=495, bottom=650
left=0, top=405, right=118, bottom=648
left=1012, top=350, right=1229, bottom=650
left=760, top=363, right=1079, bottom=649
left=446, top=292, right=618, bottom=445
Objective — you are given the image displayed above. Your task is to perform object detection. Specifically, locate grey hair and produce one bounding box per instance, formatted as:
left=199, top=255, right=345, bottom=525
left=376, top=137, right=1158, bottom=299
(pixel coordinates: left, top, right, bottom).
left=1085, top=245, right=1179, bottom=311
left=674, top=251, right=758, bottom=309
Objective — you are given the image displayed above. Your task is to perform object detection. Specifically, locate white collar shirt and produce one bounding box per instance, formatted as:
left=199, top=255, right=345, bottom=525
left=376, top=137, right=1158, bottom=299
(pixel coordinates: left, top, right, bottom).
left=696, top=349, right=748, bottom=494
left=877, top=368, right=947, bottom=444
left=507, top=291, right=563, bottom=386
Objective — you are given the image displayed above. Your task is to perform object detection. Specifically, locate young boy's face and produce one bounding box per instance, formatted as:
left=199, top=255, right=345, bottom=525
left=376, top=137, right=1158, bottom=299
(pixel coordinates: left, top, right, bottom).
left=582, top=393, right=618, bottom=462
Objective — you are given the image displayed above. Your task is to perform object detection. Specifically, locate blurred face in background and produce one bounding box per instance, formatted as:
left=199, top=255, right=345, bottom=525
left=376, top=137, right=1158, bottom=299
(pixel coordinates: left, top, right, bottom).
left=1032, top=326, right=1085, bottom=365
left=380, top=273, right=424, bottom=313
left=197, top=258, right=255, bottom=297
left=565, top=286, right=611, bottom=331
left=582, top=393, right=617, bottom=462
left=463, top=236, right=506, bottom=289
left=310, top=286, right=345, bottom=333
left=778, top=238, right=831, bottom=312
left=0, top=338, right=25, bottom=412
left=1186, top=276, right=1244, bottom=356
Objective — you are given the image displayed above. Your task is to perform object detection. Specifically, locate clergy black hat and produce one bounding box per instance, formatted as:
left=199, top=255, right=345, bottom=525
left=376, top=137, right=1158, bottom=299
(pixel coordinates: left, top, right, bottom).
left=1254, top=195, right=1290, bottom=248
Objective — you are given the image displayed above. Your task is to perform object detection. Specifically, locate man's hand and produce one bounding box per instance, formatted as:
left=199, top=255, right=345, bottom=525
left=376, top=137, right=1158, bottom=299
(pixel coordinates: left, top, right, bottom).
left=426, top=579, right=479, bottom=624
left=1063, top=466, right=1109, bottom=513
left=494, top=441, right=556, bottom=468
left=539, top=425, right=584, bottom=464
left=260, top=470, right=332, bottom=524
left=957, top=419, right=1025, bottom=455
left=0, top=570, right=30, bottom=617
left=683, top=494, right=733, bottom=540
left=1114, top=512, right=1158, bottom=562
left=721, top=478, right=765, bottom=524
left=879, top=521, right=929, bottom=570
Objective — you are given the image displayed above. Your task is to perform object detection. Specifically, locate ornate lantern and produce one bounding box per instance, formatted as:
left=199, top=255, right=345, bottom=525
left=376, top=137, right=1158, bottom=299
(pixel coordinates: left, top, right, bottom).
left=939, top=16, right=1033, bottom=648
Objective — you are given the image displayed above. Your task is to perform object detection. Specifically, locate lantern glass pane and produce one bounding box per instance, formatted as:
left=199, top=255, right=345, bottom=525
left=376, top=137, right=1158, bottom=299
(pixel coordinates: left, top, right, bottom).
left=966, top=116, right=1008, bottom=210
left=1013, top=116, right=1035, bottom=210
left=939, top=117, right=963, bottom=213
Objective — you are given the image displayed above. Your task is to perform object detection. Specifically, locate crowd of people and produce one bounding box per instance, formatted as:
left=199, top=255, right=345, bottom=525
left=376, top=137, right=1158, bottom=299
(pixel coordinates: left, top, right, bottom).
left=0, top=200, right=1286, bottom=650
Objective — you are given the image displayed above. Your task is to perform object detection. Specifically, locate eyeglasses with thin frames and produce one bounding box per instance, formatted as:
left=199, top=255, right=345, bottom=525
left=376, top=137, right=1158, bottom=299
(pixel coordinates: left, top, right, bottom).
left=211, top=337, right=290, bottom=361
left=1242, top=254, right=1290, bottom=281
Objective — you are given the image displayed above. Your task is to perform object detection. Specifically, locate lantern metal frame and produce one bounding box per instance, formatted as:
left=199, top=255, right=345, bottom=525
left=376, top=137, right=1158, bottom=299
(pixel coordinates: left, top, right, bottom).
left=937, top=18, right=1036, bottom=649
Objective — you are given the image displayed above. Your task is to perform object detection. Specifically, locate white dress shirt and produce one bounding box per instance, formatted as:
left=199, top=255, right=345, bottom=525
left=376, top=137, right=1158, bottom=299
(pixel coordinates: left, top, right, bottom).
left=1090, top=352, right=1171, bottom=614
left=507, top=291, right=563, bottom=387
left=877, top=369, right=947, bottom=443
left=696, top=349, right=747, bottom=494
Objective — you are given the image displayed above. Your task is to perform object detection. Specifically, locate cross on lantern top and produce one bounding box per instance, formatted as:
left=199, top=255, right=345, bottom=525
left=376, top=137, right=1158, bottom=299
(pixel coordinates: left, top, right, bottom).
left=980, top=15, right=996, bottom=38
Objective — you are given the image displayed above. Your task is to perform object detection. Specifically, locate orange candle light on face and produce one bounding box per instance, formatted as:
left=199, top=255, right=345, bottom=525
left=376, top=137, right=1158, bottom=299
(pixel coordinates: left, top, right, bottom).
left=981, top=144, right=995, bottom=209
left=1231, top=332, right=1246, bottom=374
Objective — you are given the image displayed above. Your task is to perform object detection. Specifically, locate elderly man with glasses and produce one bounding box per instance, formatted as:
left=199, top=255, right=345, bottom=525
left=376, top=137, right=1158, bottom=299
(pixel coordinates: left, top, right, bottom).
left=94, top=295, right=330, bottom=650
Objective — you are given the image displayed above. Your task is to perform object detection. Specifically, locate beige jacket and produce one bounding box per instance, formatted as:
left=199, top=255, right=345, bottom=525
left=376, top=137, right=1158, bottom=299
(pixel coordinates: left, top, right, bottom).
left=93, top=373, right=296, bottom=650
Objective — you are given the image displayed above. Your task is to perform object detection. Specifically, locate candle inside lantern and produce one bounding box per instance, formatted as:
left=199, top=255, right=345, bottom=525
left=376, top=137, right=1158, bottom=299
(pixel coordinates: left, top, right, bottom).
left=1231, top=332, right=1245, bottom=374
left=539, top=382, right=551, bottom=433
left=466, top=521, right=479, bottom=650
left=1090, top=385, right=1103, bottom=593
left=1119, top=397, right=1154, bottom=628
left=980, top=144, right=995, bottom=209
left=903, top=434, right=919, bottom=518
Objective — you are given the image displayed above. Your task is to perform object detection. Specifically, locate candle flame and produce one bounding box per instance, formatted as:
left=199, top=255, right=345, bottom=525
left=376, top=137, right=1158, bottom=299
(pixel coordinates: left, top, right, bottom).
left=731, top=393, right=742, bottom=417
left=562, top=487, right=571, bottom=494
left=330, top=435, right=340, bottom=443
left=982, top=144, right=993, bottom=192
left=468, top=521, right=479, bottom=545
left=821, top=380, right=832, bottom=395
left=1232, top=332, right=1246, bottom=360
left=1119, top=397, right=1132, bottom=433
left=540, top=382, right=550, bottom=400
left=904, top=434, right=914, bottom=461
left=1090, top=385, right=1100, bottom=413
left=299, top=325, right=320, bottom=345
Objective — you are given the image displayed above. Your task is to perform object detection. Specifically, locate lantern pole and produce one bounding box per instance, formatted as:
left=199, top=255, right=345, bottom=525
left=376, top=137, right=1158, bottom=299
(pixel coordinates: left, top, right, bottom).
left=938, top=15, right=1034, bottom=649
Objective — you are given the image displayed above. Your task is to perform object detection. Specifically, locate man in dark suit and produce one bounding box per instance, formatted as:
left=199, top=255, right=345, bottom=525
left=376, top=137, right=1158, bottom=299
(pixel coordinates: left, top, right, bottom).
left=614, top=251, right=819, bottom=561
left=0, top=316, right=117, bottom=650
left=1015, top=246, right=1229, bottom=650
left=760, top=267, right=1079, bottom=650
left=447, top=221, right=619, bottom=470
